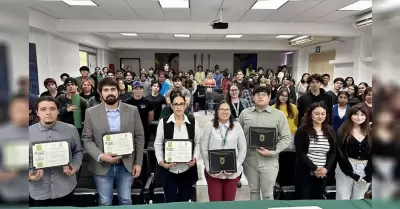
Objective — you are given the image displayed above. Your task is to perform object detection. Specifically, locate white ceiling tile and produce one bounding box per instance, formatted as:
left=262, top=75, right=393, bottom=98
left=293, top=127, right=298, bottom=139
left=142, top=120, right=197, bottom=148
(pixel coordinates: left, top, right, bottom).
left=191, top=34, right=208, bottom=38
left=93, top=0, right=140, bottom=20
left=314, top=11, right=358, bottom=23
left=190, top=0, right=223, bottom=8
left=163, top=8, right=190, bottom=21
left=35, top=1, right=90, bottom=19
left=242, top=35, right=276, bottom=41
left=156, top=34, right=175, bottom=40
left=134, top=8, right=166, bottom=20
left=30, top=3, right=64, bottom=19
left=264, top=1, right=321, bottom=22
left=335, top=16, right=356, bottom=24
left=125, top=0, right=160, bottom=9
left=221, top=0, right=257, bottom=21
left=240, top=10, right=275, bottom=22
left=289, top=0, right=358, bottom=22
left=190, top=8, right=219, bottom=21
left=139, top=34, right=159, bottom=40
left=73, top=6, right=113, bottom=20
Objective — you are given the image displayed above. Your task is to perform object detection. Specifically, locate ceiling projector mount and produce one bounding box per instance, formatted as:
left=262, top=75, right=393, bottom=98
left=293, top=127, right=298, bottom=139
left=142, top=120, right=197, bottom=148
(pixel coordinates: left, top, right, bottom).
left=210, top=7, right=228, bottom=29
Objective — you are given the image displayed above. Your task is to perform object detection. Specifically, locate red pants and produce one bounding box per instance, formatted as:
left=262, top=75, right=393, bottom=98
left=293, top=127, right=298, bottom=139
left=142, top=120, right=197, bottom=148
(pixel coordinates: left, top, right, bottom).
left=204, top=170, right=240, bottom=201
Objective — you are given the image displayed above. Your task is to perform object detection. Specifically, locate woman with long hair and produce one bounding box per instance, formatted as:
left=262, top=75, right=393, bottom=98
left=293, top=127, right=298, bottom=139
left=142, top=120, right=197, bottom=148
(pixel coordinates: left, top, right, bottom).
left=200, top=100, right=247, bottom=201
left=79, top=79, right=95, bottom=101
left=225, top=84, right=251, bottom=119
left=332, top=91, right=350, bottom=133
left=270, top=79, right=279, bottom=100
left=358, top=82, right=369, bottom=98
left=347, top=85, right=362, bottom=106
left=296, top=73, right=310, bottom=98
left=362, top=87, right=373, bottom=123
left=294, top=102, right=336, bottom=199
left=272, top=88, right=298, bottom=149
left=335, top=104, right=371, bottom=199
left=117, top=78, right=131, bottom=101
left=343, top=77, right=355, bottom=91
left=154, top=92, right=200, bottom=203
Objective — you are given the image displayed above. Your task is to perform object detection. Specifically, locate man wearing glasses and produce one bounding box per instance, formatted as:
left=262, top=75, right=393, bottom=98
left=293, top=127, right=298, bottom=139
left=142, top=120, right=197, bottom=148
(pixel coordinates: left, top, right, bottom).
left=238, top=86, right=291, bottom=200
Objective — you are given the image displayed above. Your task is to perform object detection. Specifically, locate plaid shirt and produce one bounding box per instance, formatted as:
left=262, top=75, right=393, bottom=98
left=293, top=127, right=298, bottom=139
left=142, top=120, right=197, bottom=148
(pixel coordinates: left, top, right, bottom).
left=241, top=89, right=254, bottom=106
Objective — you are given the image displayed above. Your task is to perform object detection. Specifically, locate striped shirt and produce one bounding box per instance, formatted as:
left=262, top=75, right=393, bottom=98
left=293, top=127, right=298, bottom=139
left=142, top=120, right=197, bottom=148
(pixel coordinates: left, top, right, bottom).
left=307, top=131, right=330, bottom=166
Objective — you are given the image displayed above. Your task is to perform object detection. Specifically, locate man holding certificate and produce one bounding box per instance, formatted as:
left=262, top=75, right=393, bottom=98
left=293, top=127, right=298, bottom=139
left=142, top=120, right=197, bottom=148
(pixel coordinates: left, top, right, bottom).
left=82, top=77, right=145, bottom=206
left=238, top=86, right=291, bottom=200
left=29, top=96, right=83, bottom=206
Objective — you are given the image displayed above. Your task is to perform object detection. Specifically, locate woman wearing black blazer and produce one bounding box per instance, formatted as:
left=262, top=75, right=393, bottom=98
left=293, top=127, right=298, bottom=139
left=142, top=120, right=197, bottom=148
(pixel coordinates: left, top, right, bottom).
left=294, top=102, right=336, bottom=199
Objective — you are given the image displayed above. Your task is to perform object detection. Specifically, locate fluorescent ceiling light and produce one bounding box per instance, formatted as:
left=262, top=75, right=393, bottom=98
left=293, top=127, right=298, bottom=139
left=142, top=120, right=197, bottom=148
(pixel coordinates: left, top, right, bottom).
left=159, top=0, right=189, bottom=8
left=174, top=34, right=190, bottom=38
left=339, top=0, right=372, bottom=11
left=275, top=35, right=295, bottom=39
left=252, top=0, right=288, bottom=10
left=225, top=35, right=243, bottom=38
left=62, top=0, right=97, bottom=6
left=120, top=33, right=138, bottom=36
left=285, top=51, right=293, bottom=55
left=290, top=35, right=310, bottom=41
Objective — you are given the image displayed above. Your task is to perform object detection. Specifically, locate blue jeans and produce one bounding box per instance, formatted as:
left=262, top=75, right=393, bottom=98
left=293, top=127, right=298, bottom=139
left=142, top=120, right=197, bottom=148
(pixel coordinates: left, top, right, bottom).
left=93, top=164, right=133, bottom=206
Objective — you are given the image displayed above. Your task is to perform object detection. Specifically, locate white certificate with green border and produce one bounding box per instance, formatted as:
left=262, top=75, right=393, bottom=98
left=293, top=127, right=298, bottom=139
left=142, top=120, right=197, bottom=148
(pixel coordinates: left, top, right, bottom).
left=32, top=141, right=69, bottom=169
left=3, top=141, right=29, bottom=169
left=164, top=140, right=192, bottom=163
left=103, top=132, right=134, bottom=156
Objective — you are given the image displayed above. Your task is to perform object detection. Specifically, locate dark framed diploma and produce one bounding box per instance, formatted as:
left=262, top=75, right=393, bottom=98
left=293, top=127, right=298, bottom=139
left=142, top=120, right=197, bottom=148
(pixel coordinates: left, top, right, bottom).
left=249, top=127, right=277, bottom=150
left=208, top=149, right=237, bottom=174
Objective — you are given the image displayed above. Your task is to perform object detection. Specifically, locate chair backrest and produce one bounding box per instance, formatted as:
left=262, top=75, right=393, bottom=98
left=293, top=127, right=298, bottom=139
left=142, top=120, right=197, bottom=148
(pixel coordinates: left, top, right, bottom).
left=206, top=91, right=218, bottom=100
left=76, top=153, right=96, bottom=189
left=217, top=94, right=225, bottom=102
left=276, top=150, right=296, bottom=187
left=197, top=87, right=206, bottom=96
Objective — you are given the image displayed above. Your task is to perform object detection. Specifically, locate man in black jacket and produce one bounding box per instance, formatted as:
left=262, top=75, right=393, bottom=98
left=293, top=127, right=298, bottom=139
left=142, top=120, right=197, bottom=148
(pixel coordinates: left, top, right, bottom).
left=297, top=74, right=333, bottom=124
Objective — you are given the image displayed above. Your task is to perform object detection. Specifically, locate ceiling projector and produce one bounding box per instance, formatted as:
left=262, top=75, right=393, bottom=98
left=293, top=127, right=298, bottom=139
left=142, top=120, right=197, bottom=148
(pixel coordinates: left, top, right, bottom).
left=212, top=22, right=228, bottom=29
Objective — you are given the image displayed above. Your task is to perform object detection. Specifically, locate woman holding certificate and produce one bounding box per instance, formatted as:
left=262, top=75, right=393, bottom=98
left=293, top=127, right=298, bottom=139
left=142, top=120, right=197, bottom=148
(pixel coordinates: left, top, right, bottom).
left=154, top=91, right=201, bottom=203
left=200, top=100, right=247, bottom=201
left=294, top=102, right=336, bottom=199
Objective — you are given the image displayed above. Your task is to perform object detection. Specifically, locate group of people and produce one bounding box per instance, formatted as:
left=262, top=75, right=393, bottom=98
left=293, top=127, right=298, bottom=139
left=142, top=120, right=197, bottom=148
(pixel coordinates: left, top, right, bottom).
left=26, top=63, right=373, bottom=206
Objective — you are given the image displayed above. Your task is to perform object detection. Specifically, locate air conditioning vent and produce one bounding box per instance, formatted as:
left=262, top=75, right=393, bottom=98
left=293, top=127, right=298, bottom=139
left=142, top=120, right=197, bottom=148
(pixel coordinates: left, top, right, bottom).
left=288, top=36, right=334, bottom=47
left=354, top=12, right=372, bottom=28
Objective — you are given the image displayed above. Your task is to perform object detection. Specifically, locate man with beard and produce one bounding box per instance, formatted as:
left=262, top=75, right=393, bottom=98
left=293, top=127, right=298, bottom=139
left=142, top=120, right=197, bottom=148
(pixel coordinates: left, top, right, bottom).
left=125, top=81, right=154, bottom=149
left=29, top=96, right=83, bottom=206
left=82, top=77, right=145, bottom=206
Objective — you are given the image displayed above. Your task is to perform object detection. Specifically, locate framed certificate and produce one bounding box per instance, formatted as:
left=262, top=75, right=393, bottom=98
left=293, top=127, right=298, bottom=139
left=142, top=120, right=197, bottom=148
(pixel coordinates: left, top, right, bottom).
left=102, top=132, right=134, bottom=156
left=2, top=141, right=29, bottom=170
left=32, top=140, right=70, bottom=169
left=208, top=149, right=237, bottom=174
left=164, top=139, right=192, bottom=163
left=249, top=127, right=277, bottom=150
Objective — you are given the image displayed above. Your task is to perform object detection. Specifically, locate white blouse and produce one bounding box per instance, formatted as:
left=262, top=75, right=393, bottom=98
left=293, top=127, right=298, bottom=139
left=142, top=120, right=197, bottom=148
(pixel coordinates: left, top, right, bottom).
left=200, top=121, right=247, bottom=179
left=154, top=114, right=201, bottom=174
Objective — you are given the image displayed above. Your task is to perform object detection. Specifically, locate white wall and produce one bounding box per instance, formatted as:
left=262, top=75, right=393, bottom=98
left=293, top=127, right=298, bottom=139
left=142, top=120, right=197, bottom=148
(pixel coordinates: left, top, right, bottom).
left=293, top=34, right=372, bottom=85
left=117, top=50, right=287, bottom=73
left=0, top=4, right=29, bottom=90
left=29, top=29, right=118, bottom=93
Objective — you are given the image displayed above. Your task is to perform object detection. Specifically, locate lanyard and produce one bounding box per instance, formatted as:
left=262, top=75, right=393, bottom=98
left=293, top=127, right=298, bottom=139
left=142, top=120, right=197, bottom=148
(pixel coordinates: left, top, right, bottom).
left=220, top=125, right=229, bottom=146
left=232, top=100, right=240, bottom=118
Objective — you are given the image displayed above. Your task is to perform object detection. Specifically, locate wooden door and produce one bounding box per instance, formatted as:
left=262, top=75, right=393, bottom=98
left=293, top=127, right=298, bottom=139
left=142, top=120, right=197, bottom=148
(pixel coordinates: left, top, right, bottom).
left=308, top=50, right=336, bottom=76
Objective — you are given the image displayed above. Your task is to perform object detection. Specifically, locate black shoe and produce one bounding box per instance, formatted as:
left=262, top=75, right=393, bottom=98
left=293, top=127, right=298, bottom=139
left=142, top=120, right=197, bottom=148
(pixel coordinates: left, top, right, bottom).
left=237, top=182, right=242, bottom=188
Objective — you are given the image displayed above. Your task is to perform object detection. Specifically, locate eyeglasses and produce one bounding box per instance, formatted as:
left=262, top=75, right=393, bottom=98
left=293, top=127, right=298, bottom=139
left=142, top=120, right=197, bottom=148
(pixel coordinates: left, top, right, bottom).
left=172, top=103, right=185, bottom=108
left=218, top=108, right=230, bottom=112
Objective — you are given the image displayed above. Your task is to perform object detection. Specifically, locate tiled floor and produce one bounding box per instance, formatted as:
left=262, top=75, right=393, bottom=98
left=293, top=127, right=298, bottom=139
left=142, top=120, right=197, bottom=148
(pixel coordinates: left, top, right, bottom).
left=193, top=111, right=250, bottom=202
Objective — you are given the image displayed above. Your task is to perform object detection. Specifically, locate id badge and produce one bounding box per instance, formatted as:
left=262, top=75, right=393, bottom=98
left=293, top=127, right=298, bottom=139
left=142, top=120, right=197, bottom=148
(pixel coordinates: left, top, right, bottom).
left=354, top=163, right=365, bottom=172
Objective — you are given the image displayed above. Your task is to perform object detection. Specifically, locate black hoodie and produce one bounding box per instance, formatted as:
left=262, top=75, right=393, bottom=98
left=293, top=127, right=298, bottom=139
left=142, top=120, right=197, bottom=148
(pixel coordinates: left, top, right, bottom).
left=297, top=88, right=333, bottom=124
